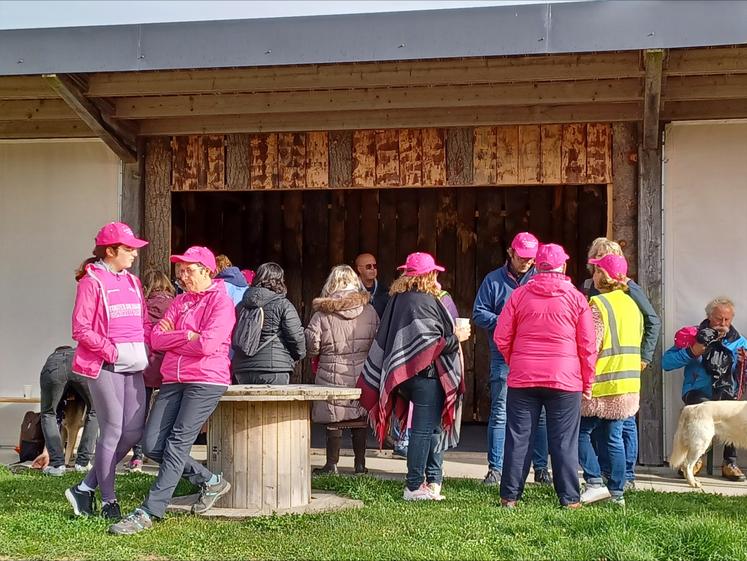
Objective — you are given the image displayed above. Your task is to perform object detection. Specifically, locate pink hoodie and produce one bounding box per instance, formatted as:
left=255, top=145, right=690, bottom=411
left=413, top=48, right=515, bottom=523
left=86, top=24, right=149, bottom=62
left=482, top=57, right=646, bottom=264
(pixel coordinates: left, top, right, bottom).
left=494, top=272, right=597, bottom=393
left=71, top=264, right=147, bottom=379
left=150, top=279, right=236, bottom=386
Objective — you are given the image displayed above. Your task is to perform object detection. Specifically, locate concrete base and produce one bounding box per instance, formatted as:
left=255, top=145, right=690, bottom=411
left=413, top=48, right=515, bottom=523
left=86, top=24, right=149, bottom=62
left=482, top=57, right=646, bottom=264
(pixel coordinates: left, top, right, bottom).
left=166, top=490, right=363, bottom=519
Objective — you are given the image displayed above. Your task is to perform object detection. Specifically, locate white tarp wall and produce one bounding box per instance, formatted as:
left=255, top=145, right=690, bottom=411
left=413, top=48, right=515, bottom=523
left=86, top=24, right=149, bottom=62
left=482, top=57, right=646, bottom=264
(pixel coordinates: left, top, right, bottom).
left=0, top=139, right=119, bottom=446
left=662, top=121, right=747, bottom=458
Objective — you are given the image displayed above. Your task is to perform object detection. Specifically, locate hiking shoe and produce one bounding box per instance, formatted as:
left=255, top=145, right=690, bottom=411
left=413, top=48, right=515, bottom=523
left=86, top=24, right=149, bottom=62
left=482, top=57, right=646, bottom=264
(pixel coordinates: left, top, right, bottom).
left=482, top=469, right=501, bottom=486
left=191, top=475, right=231, bottom=514
left=42, top=465, right=66, bottom=477
left=403, top=483, right=438, bottom=501
left=354, top=462, right=368, bottom=475
left=500, top=498, right=517, bottom=509
left=126, top=458, right=143, bottom=472
left=312, top=463, right=339, bottom=475
left=74, top=463, right=91, bottom=473
left=610, top=495, right=626, bottom=507
left=563, top=502, right=583, bottom=510
left=534, top=468, right=552, bottom=485
left=624, top=480, right=636, bottom=492
left=101, top=501, right=122, bottom=521
left=427, top=482, right=445, bottom=500
left=722, top=463, right=746, bottom=481
left=580, top=484, right=611, bottom=505
left=65, top=485, right=97, bottom=516
left=108, top=509, right=152, bottom=535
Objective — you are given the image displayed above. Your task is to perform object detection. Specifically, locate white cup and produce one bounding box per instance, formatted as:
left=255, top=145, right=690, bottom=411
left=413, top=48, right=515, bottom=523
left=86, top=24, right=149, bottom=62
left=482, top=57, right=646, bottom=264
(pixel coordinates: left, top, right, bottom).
left=23, top=385, right=33, bottom=398
left=455, top=318, right=470, bottom=330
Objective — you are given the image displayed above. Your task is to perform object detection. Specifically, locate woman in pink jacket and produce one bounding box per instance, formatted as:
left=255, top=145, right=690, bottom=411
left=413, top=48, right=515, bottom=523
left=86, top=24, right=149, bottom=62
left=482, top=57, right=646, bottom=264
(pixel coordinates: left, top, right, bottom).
left=65, top=222, right=150, bottom=522
left=109, top=246, right=236, bottom=536
left=494, top=243, right=597, bottom=509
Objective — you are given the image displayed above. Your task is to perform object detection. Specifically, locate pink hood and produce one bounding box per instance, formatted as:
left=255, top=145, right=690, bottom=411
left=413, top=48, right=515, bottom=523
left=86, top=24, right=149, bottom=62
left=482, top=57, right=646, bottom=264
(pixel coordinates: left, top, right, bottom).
left=151, top=279, right=236, bottom=386
left=494, top=272, right=597, bottom=393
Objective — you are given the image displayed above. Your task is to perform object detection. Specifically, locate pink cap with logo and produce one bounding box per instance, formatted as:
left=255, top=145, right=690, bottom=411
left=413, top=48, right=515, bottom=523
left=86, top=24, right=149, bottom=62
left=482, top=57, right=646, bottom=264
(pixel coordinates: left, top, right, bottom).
left=170, top=246, right=217, bottom=273
left=397, top=252, right=446, bottom=276
left=511, top=232, right=539, bottom=259
left=588, top=254, right=628, bottom=280
left=535, top=243, right=569, bottom=271
left=94, top=222, right=148, bottom=248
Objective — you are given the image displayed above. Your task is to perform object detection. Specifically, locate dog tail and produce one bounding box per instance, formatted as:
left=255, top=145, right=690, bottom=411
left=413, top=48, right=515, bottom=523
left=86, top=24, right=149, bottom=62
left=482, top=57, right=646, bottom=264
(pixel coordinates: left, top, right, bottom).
left=669, top=405, right=696, bottom=470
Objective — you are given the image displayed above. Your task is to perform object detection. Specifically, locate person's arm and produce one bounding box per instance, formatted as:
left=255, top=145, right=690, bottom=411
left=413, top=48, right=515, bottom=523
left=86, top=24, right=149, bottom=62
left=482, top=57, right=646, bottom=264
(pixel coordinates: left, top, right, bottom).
left=590, top=301, right=605, bottom=352
left=576, top=299, right=598, bottom=397
left=493, top=294, right=517, bottom=364
left=178, top=294, right=237, bottom=356
left=662, top=345, right=698, bottom=371
left=304, top=313, right=322, bottom=358
left=281, top=301, right=307, bottom=361
left=627, top=283, right=662, bottom=365
left=472, top=276, right=499, bottom=330
left=71, top=280, right=118, bottom=363
left=150, top=300, right=194, bottom=351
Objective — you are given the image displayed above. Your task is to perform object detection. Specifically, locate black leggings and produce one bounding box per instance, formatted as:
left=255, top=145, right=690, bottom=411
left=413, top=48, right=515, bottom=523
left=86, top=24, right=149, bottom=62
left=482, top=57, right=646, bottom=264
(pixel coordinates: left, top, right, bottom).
left=683, top=390, right=736, bottom=463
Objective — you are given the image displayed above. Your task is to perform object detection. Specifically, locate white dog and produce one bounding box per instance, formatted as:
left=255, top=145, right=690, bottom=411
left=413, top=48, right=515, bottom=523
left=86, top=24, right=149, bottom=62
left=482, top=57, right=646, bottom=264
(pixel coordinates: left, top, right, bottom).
left=670, top=400, right=747, bottom=488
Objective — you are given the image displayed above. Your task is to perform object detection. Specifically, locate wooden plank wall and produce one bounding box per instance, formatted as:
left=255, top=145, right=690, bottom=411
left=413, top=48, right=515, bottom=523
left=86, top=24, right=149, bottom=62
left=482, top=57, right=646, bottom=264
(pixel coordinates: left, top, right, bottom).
left=166, top=124, right=611, bottom=191
left=172, top=184, right=608, bottom=421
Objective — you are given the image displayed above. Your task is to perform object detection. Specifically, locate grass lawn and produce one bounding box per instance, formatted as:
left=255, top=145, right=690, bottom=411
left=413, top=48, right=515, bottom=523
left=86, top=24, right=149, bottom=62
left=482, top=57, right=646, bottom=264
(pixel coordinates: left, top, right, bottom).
left=2, top=466, right=747, bottom=560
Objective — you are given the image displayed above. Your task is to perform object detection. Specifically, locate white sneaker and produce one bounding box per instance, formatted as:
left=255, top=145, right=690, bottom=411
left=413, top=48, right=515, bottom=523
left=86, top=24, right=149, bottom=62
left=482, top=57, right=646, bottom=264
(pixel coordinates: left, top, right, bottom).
left=74, top=463, right=92, bottom=473
left=403, top=483, right=438, bottom=501
left=580, top=484, right=611, bottom=504
left=42, top=465, right=66, bottom=476
left=427, top=483, right=445, bottom=500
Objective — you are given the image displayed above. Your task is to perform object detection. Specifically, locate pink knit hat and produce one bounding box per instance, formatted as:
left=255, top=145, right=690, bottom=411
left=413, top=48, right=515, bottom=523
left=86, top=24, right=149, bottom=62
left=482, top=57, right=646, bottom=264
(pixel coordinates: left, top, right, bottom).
left=94, top=222, right=148, bottom=248
left=397, top=252, right=445, bottom=276
left=510, top=232, right=539, bottom=259
left=588, top=254, right=628, bottom=280
left=170, top=246, right=217, bottom=273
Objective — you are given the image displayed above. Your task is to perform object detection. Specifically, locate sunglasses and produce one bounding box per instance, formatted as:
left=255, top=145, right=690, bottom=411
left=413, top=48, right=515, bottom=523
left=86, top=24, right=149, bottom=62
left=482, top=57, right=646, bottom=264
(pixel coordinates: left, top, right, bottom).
left=363, top=264, right=377, bottom=270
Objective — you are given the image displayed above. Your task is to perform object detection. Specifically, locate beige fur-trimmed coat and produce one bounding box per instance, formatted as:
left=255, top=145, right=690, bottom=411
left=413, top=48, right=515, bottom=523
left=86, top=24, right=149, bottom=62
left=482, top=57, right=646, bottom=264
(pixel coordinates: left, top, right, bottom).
left=305, top=290, right=380, bottom=424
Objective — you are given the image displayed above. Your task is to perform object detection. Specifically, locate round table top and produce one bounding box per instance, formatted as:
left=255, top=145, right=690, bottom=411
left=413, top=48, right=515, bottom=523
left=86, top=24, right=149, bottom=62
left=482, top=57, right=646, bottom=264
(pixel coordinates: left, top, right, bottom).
left=219, top=384, right=362, bottom=402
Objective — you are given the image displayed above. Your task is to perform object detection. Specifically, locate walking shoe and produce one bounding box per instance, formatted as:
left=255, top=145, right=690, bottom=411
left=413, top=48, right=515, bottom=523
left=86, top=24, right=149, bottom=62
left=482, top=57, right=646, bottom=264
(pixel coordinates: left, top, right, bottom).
left=533, top=468, right=552, bottom=485
left=580, top=484, right=611, bottom=505
left=392, top=446, right=408, bottom=459
left=722, top=463, right=746, bottom=481
left=610, top=495, right=626, bottom=507
left=74, top=463, right=91, bottom=473
left=354, top=462, right=368, bottom=475
left=624, top=480, right=636, bottom=492
left=101, top=500, right=122, bottom=521
left=312, top=463, right=338, bottom=475
left=108, top=508, right=152, bottom=535
left=563, top=502, right=583, bottom=510
left=403, top=483, right=438, bottom=501
left=482, top=469, right=501, bottom=486
left=191, top=475, right=231, bottom=514
left=42, top=465, right=66, bottom=477
left=65, top=485, right=97, bottom=516
left=500, top=498, right=517, bottom=509
left=427, top=482, right=446, bottom=500
left=126, top=458, right=143, bottom=473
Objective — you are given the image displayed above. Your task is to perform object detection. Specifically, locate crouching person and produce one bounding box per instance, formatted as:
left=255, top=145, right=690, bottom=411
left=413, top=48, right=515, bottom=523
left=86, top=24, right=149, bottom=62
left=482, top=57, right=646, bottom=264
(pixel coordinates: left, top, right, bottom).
left=110, top=246, right=236, bottom=535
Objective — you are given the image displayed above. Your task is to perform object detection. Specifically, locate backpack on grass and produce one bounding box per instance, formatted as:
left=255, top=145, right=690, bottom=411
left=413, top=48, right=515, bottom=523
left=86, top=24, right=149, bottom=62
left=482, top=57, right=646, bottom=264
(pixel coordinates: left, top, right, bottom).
left=18, top=411, right=44, bottom=462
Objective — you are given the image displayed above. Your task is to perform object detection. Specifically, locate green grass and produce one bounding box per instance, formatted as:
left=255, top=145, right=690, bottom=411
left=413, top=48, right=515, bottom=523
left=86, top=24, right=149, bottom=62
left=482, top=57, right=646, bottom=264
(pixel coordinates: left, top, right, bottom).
left=1, top=466, right=747, bottom=560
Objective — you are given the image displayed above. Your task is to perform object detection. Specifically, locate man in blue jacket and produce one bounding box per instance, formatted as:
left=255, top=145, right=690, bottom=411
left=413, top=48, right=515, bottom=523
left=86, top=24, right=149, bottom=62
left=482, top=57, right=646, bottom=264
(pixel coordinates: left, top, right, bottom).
left=663, top=297, right=747, bottom=481
left=473, top=232, right=550, bottom=486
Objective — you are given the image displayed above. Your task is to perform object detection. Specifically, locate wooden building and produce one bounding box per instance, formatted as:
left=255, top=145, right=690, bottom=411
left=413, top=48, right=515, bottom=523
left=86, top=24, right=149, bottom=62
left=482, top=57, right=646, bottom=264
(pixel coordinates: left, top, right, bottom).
left=2, top=1, right=747, bottom=462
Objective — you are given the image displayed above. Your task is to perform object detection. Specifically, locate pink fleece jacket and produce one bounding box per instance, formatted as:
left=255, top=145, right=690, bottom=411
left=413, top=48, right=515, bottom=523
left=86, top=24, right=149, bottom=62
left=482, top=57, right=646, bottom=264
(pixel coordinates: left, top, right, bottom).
left=150, top=280, right=236, bottom=386
left=493, top=272, right=597, bottom=393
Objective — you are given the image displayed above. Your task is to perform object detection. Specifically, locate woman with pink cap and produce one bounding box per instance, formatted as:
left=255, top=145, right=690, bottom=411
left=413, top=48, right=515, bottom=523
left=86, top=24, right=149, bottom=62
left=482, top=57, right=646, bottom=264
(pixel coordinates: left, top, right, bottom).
left=494, top=243, right=596, bottom=509
left=358, top=252, right=470, bottom=501
left=65, top=222, right=150, bottom=521
left=109, top=246, right=236, bottom=535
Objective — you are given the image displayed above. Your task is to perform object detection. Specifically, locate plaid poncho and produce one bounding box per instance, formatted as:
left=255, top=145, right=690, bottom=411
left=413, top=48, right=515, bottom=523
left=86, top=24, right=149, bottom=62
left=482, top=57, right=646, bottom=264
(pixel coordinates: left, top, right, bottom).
left=356, top=291, right=464, bottom=452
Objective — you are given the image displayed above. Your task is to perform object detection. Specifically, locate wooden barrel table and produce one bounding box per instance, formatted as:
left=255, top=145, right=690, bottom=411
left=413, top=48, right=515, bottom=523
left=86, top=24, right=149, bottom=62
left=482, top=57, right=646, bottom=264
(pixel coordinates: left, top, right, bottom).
left=206, top=384, right=362, bottom=515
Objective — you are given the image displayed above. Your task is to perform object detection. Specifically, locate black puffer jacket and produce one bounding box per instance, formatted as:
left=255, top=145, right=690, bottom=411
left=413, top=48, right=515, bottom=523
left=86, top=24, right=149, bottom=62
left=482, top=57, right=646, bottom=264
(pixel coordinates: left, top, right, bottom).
left=231, top=286, right=306, bottom=375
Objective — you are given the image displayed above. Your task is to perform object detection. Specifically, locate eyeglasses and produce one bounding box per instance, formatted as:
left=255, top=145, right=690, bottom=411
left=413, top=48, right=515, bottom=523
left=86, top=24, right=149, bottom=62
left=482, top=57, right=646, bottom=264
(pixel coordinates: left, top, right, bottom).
left=364, top=264, right=377, bottom=270
left=177, top=264, right=204, bottom=277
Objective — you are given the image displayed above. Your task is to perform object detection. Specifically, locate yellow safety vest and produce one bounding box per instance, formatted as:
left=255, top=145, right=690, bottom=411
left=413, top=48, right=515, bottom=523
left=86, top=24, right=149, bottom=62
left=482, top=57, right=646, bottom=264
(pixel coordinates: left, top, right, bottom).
left=589, top=290, right=644, bottom=398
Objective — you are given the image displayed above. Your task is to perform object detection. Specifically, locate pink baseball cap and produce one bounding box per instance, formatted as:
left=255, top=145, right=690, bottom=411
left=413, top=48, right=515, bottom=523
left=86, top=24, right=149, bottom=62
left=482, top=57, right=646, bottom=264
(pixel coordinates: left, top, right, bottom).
left=94, top=222, right=148, bottom=248
left=170, top=246, right=217, bottom=273
left=241, top=269, right=256, bottom=285
left=397, top=252, right=445, bottom=276
left=511, top=232, right=539, bottom=259
left=588, top=254, right=628, bottom=280
left=674, top=325, right=698, bottom=349
left=535, top=243, right=569, bottom=271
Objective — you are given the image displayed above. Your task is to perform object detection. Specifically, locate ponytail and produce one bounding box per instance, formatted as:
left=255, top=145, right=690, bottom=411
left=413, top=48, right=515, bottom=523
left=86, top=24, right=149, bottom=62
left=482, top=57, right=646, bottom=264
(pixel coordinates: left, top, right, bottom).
left=74, top=245, right=120, bottom=281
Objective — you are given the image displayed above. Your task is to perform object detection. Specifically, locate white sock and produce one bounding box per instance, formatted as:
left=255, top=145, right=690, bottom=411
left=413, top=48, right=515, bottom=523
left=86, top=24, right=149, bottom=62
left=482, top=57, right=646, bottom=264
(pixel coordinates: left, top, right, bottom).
left=77, top=482, right=94, bottom=493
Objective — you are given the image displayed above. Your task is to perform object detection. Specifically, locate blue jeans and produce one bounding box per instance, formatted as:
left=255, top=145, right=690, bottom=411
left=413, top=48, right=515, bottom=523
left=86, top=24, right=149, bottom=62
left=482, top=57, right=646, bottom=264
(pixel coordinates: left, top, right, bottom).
left=398, top=373, right=445, bottom=491
left=579, top=416, right=625, bottom=497
left=487, top=359, right=548, bottom=472
left=596, top=415, right=637, bottom=482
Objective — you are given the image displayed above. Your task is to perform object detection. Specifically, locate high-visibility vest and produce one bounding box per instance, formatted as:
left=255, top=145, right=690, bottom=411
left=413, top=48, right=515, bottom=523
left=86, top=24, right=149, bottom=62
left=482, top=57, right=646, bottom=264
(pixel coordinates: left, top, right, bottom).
left=590, top=290, right=644, bottom=398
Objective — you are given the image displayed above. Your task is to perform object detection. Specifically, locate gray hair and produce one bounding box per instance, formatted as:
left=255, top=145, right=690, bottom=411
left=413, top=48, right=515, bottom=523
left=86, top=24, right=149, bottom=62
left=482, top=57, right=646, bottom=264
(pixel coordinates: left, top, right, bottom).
left=321, top=265, right=364, bottom=297
left=705, top=297, right=736, bottom=317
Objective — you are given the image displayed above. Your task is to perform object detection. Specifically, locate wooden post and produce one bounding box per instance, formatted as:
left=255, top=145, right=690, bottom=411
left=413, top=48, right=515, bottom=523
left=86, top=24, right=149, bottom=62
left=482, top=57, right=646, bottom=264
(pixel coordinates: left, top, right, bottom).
left=121, top=139, right=145, bottom=275
left=611, top=123, right=638, bottom=278
left=638, top=49, right=664, bottom=465
left=143, top=137, right=172, bottom=274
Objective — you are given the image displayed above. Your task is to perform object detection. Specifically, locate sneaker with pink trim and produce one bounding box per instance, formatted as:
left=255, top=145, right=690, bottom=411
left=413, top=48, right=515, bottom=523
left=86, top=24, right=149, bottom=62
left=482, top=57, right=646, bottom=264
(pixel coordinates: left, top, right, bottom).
left=403, top=483, right=439, bottom=501
left=427, top=483, right=445, bottom=500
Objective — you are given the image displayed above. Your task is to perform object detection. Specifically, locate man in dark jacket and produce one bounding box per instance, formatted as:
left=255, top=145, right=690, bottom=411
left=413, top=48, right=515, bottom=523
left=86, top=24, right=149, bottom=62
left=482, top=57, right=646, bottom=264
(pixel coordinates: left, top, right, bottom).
left=355, top=253, right=389, bottom=318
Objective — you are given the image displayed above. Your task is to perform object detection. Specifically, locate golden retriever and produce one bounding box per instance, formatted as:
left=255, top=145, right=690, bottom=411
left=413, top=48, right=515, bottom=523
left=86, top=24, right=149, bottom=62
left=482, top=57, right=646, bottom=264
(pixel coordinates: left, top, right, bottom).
left=670, top=400, right=747, bottom=488
left=60, top=393, right=87, bottom=467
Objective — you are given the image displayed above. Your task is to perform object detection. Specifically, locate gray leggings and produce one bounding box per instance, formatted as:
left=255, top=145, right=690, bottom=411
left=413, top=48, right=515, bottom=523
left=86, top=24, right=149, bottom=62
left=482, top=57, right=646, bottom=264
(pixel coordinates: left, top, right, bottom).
left=83, top=367, right=146, bottom=503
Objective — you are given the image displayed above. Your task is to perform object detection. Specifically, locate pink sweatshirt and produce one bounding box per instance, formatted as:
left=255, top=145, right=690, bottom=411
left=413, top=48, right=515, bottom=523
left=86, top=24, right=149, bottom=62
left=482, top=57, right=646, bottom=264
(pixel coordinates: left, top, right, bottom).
left=150, top=280, right=236, bottom=386
left=493, top=272, right=597, bottom=393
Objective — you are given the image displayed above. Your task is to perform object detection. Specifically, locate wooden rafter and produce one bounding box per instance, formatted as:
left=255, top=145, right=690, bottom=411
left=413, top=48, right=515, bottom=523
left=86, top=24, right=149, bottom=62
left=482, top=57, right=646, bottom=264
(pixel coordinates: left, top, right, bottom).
left=43, top=73, right=137, bottom=162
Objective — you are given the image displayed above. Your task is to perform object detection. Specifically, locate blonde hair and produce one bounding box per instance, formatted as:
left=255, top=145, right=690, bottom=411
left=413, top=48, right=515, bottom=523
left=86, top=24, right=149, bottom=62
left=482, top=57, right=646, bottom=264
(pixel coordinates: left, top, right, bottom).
left=706, top=297, right=735, bottom=317
left=215, top=254, right=232, bottom=274
left=389, top=270, right=441, bottom=297
left=587, top=237, right=623, bottom=260
left=142, top=269, right=175, bottom=298
left=592, top=265, right=628, bottom=293
left=321, top=265, right=364, bottom=297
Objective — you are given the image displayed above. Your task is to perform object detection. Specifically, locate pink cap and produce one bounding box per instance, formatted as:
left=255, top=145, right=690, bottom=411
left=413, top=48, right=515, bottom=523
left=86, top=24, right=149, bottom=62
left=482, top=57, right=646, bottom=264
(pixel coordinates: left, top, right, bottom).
left=511, top=232, right=539, bottom=259
left=397, top=252, right=445, bottom=276
left=674, top=325, right=698, bottom=349
left=94, top=222, right=148, bottom=248
left=535, top=243, right=569, bottom=271
left=170, top=246, right=217, bottom=273
left=241, top=269, right=256, bottom=285
left=588, top=254, right=628, bottom=280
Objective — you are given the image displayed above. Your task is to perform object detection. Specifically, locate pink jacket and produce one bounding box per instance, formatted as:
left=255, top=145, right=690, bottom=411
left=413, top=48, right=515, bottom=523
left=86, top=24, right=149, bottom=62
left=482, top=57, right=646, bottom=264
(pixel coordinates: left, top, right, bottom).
left=494, top=272, right=597, bottom=393
left=151, top=280, right=236, bottom=386
left=71, top=264, right=147, bottom=379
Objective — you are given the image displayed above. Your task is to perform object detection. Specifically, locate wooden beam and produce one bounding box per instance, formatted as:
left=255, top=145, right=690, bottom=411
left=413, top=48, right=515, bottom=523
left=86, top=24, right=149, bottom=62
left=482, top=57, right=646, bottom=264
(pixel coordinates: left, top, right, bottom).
left=0, top=119, right=92, bottom=138
left=0, top=76, right=59, bottom=99
left=143, top=137, right=172, bottom=274
left=137, top=102, right=643, bottom=136
left=0, top=99, right=79, bottom=121
left=43, top=73, right=137, bottom=162
left=665, top=46, right=747, bottom=76
left=664, top=74, right=747, bottom=101
left=86, top=52, right=643, bottom=97
left=610, top=122, right=638, bottom=278
left=662, top=99, right=747, bottom=121
left=643, top=50, right=663, bottom=150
